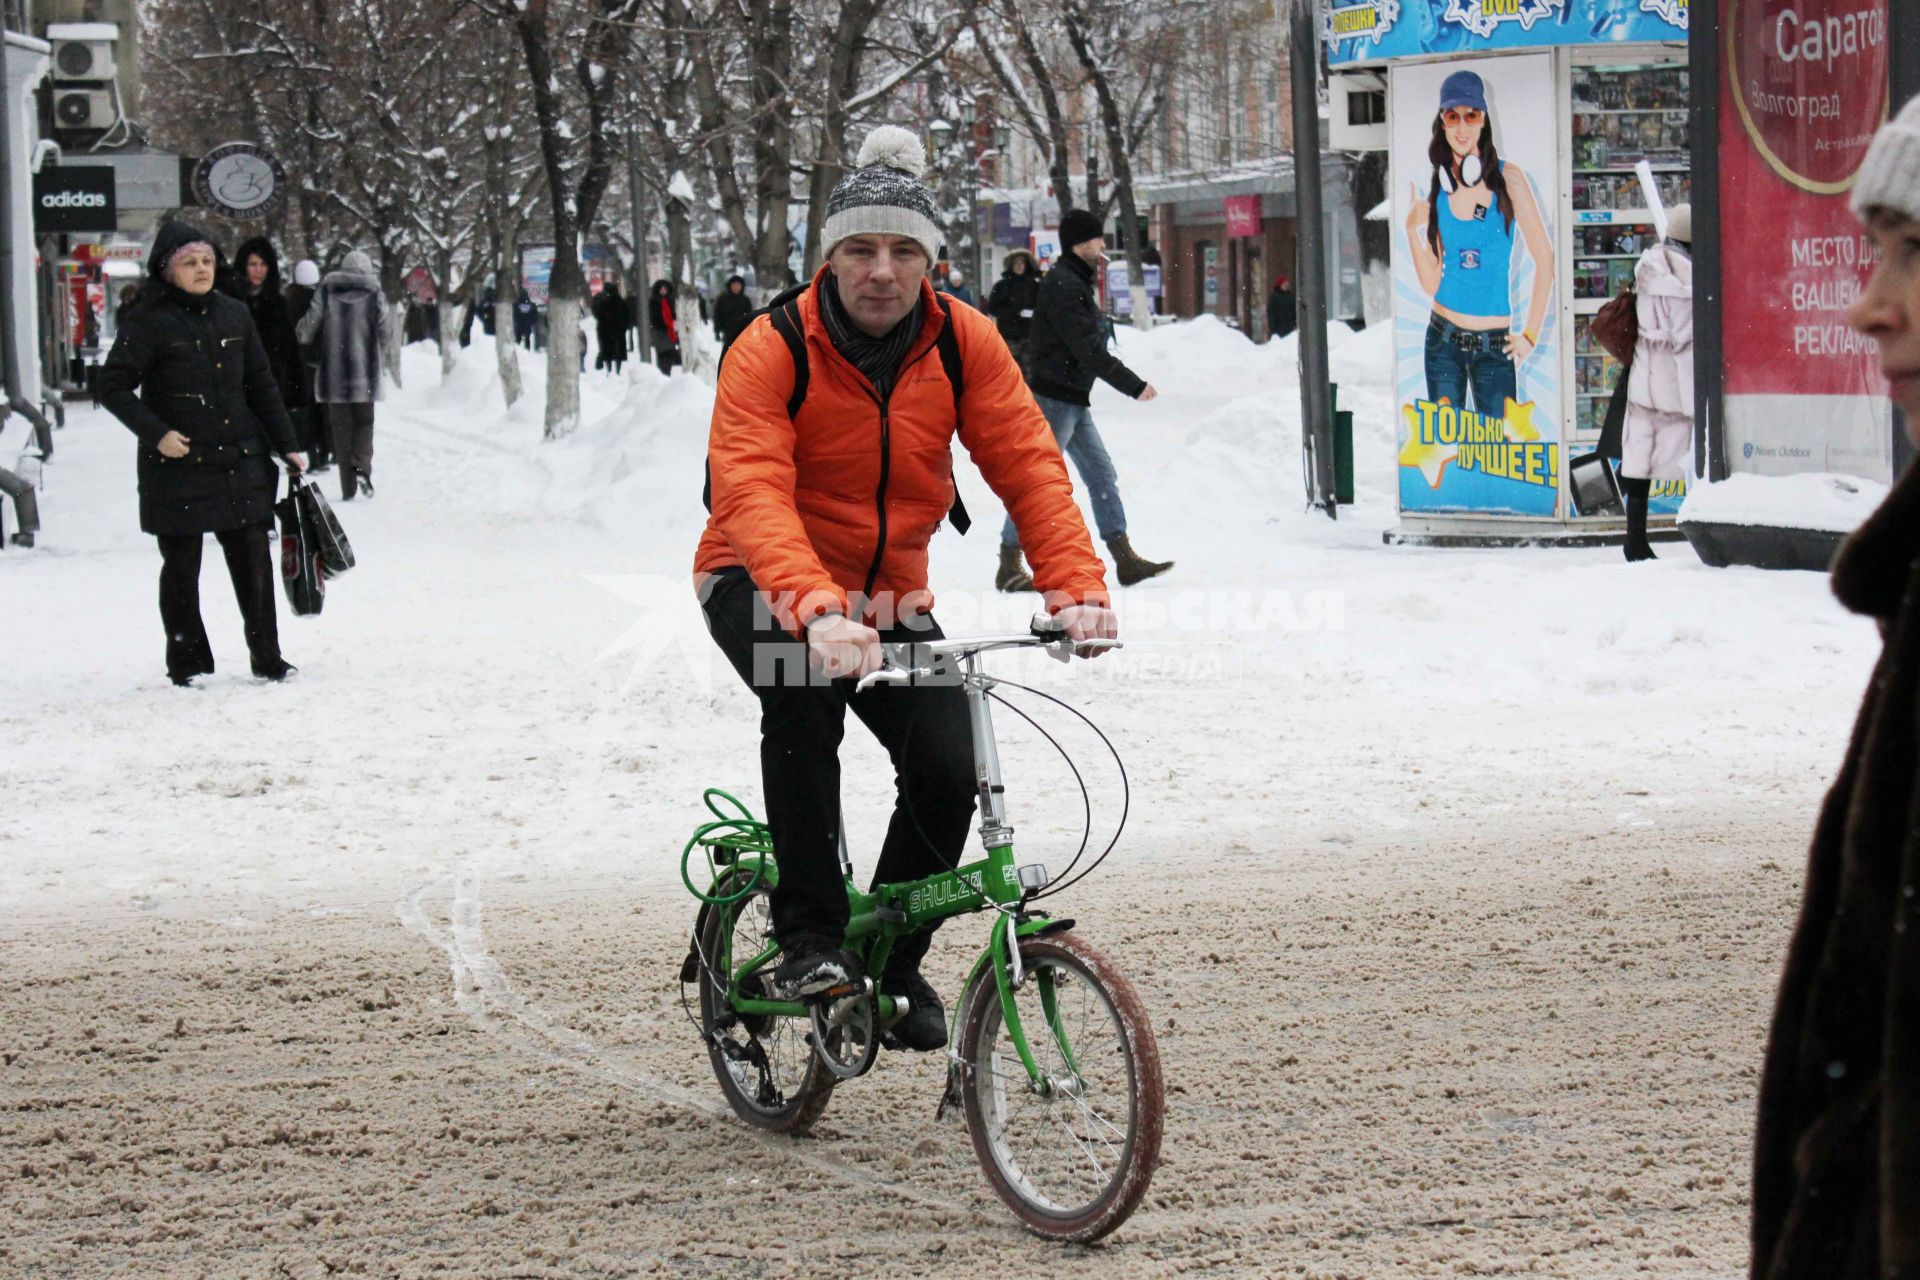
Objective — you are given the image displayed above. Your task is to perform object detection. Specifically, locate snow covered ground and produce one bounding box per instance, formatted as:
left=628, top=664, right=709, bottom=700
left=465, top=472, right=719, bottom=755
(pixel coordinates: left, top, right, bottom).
left=0, top=317, right=1884, bottom=1275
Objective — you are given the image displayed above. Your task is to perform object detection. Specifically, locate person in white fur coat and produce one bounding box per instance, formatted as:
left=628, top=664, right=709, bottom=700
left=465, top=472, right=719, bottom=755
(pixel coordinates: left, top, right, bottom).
left=1619, top=203, right=1693, bottom=562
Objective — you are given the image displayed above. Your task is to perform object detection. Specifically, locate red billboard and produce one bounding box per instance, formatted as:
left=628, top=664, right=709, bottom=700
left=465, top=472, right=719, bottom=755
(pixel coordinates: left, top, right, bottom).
left=1719, top=0, right=1892, bottom=479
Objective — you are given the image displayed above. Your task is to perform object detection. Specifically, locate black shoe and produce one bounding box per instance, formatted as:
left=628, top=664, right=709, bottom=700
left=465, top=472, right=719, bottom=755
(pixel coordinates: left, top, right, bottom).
left=8, top=532, right=32, bottom=548
left=1624, top=541, right=1658, bottom=562
left=359, top=477, right=375, bottom=499
left=772, top=943, right=863, bottom=1000
left=881, top=970, right=948, bottom=1052
left=252, top=660, right=298, bottom=682
left=169, top=673, right=200, bottom=688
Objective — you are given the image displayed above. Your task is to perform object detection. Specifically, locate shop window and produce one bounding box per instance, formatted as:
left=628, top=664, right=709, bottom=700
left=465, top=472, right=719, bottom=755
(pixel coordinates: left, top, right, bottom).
left=1346, top=90, right=1386, bottom=127
left=1570, top=61, right=1690, bottom=448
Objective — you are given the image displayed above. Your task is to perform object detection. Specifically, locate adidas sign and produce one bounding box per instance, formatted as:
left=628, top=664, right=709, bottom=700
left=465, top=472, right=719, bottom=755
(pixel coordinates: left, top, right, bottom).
left=41, top=190, right=106, bottom=209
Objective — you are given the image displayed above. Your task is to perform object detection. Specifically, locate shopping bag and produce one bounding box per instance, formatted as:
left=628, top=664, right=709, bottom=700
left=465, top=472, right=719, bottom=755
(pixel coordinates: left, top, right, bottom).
left=274, top=474, right=326, bottom=616
left=1568, top=451, right=1625, bottom=518
left=294, top=475, right=355, bottom=578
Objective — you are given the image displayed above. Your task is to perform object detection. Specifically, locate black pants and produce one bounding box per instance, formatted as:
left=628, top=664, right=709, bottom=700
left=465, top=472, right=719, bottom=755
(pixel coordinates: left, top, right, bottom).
left=157, top=524, right=279, bottom=679
left=699, top=568, right=977, bottom=954
left=327, top=402, right=375, bottom=497
left=302, top=401, right=332, bottom=468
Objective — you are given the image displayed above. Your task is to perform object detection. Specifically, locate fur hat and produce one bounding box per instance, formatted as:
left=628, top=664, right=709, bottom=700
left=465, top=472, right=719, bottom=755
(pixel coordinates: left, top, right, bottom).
left=1854, top=96, right=1920, bottom=224
left=1060, top=208, right=1104, bottom=251
left=292, top=259, right=320, bottom=287
left=823, top=126, right=941, bottom=263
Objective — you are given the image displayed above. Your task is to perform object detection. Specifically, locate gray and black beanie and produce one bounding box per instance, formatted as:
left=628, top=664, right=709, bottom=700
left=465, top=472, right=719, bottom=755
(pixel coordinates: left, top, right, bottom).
left=824, top=125, right=941, bottom=263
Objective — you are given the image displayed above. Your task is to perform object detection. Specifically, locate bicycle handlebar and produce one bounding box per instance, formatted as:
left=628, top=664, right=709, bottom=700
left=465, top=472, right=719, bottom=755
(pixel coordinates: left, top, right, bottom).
left=852, top=617, right=1123, bottom=693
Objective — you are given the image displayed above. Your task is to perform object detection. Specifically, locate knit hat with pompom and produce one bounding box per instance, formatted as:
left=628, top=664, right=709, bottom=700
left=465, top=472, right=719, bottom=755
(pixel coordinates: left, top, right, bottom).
left=824, top=125, right=941, bottom=263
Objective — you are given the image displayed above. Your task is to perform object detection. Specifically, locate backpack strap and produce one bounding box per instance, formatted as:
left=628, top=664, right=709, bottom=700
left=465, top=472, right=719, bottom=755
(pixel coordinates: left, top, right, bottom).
left=932, top=296, right=971, bottom=536
left=767, top=298, right=808, bottom=419
left=705, top=285, right=812, bottom=513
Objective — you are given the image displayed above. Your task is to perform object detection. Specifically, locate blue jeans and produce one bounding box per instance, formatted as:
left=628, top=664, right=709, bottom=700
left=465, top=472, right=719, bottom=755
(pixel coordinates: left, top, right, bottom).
left=1002, top=394, right=1126, bottom=547
left=1424, top=314, right=1517, bottom=415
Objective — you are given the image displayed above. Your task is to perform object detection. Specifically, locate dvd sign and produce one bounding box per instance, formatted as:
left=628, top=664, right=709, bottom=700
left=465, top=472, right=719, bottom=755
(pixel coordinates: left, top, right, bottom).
left=32, top=165, right=115, bottom=232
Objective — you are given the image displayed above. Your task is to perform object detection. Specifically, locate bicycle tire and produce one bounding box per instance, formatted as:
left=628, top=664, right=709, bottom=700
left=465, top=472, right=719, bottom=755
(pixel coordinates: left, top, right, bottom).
left=697, top=873, right=835, bottom=1134
left=958, top=931, right=1163, bottom=1241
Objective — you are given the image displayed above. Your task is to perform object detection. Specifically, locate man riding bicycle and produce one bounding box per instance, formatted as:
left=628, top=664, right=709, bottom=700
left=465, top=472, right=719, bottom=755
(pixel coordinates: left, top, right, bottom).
left=695, top=124, right=1118, bottom=1052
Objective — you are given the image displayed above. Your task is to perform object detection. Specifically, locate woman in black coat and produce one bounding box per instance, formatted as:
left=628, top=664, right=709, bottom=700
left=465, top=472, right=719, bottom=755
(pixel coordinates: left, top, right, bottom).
left=591, top=281, right=631, bottom=373
left=986, top=250, right=1040, bottom=363
left=1751, top=101, right=1920, bottom=1278
left=647, top=279, right=680, bottom=375
left=97, top=222, right=307, bottom=687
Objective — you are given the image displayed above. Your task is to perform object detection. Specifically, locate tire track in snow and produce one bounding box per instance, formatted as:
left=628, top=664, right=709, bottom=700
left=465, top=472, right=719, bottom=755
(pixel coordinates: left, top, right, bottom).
left=397, top=867, right=989, bottom=1223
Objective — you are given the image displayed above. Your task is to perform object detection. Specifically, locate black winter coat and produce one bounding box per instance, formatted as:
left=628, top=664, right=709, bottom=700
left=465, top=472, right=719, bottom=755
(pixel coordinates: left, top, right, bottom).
left=1024, top=252, right=1145, bottom=407
left=713, top=289, right=754, bottom=348
left=243, top=291, right=307, bottom=411
left=99, top=224, right=300, bottom=537
left=1266, top=286, right=1297, bottom=340
left=988, top=266, right=1039, bottom=344
left=592, top=290, right=631, bottom=359
left=1752, top=459, right=1920, bottom=1278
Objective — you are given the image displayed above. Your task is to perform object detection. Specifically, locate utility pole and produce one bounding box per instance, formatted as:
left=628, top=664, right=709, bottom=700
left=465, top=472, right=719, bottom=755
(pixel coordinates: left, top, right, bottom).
left=1290, top=0, right=1335, bottom=518
left=1892, top=5, right=1919, bottom=475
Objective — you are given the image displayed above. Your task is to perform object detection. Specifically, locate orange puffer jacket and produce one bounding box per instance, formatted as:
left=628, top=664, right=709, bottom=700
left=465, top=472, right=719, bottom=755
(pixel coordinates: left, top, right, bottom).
left=695, top=266, right=1109, bottom=631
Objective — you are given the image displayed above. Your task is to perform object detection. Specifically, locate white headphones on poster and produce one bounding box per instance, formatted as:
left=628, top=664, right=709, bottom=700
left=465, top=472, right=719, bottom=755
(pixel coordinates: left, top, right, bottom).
left=1436, top=154, right=1484, bottom=195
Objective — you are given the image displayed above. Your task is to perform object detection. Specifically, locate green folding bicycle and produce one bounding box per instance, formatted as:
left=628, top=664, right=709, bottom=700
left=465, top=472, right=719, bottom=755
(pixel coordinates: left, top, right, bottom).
left=679, top=626, right=1164, bottom=1241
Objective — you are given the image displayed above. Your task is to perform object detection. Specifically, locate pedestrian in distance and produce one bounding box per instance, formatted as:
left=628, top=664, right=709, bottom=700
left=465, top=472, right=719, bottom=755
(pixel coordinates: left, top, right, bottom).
left=987, top=249, right=1040, bottom=365
left=227, top=238, right=310, bottom=460
left=713, top=274, right=754, bottom=353
left=995, top=207, right=1173, bottom=594
left=1751, top=94, right=1920, bottom=1280
left=648, top=279, right=682, bottom=375
left=1267, top=275, right=1297, bottom=341
left=513, top=289, right=537, bottom=348
left=1618, top=203, right=1693, bottom=562
left=284, top=259, right=331, bottom=474
left=939, top=268, right=976, bottom=307
left=697, top=123, right=1117, bottom=1051
left=296, top=250, right=391, bottom=502
left=592, top=280, right=632, bottom=374
left=96, top=221, right=306, bottom=687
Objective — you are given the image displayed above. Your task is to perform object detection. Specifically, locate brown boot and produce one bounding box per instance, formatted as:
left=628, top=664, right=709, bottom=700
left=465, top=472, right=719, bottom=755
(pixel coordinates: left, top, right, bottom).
left=995, top=543, right=1034, bottom=593
left=1106, top=534, right=1173, bottom=587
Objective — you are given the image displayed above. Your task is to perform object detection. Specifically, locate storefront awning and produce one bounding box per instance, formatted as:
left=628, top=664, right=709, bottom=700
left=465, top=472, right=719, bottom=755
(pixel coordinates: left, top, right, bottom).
left=1137, top=162, right=1297, bottom=206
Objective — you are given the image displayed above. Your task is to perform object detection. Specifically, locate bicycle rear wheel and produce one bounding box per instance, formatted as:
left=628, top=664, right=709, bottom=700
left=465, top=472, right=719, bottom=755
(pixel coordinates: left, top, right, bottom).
left=958, top=931, right=1163, bottom=1241
left=697, top=873, right=835, bottom=1133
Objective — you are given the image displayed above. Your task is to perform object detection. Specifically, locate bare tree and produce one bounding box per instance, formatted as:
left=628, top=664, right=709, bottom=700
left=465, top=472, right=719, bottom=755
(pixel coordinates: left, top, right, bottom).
left=494, top=0, right=640, bottom=437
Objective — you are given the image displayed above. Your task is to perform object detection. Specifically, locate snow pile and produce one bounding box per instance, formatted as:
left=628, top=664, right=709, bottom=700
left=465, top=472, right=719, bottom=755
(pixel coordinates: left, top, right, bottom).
left=1679, top=471, right=1889, bottom=533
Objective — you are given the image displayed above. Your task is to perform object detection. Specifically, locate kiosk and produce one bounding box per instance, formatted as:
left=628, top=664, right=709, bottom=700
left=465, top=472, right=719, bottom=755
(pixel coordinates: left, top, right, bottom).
left=1326, top=0, right=1691, bottom=544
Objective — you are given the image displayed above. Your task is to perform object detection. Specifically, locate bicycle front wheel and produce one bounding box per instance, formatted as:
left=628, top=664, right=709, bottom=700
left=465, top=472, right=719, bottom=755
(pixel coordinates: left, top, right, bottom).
left=958, top=931, right=1164, bottom=1241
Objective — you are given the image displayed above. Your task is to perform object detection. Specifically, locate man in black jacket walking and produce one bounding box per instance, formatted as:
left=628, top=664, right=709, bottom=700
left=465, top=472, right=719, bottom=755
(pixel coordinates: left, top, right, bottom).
left=996, top=209, right=1172, bottom=592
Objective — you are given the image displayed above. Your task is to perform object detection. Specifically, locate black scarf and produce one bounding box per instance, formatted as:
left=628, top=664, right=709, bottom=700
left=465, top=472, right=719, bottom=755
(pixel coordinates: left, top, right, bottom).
left=820, top=272, right=922, bottom=397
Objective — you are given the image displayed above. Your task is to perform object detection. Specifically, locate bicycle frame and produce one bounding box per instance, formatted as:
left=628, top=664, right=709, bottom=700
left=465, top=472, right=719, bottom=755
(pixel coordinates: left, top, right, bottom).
left=704, top=640, right=1096, bottom=1086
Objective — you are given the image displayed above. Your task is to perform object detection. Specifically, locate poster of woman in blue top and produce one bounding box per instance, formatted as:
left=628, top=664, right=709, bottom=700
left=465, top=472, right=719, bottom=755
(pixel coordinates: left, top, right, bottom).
left=1393, top=56, right=1560, bottom=517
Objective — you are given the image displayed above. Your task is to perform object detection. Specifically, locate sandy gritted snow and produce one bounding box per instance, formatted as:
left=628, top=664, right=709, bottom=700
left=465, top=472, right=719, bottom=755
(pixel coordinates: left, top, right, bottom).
left=0, top=315, right=1881, bottom=1277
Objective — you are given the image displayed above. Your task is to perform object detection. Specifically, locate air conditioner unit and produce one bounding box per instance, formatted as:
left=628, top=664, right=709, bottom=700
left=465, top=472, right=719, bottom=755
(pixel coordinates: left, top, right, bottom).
left=1329, top=73, right=1389, bottom=152
left=51, top=40, right=116, bottom=83
left=53, top=89, right=116, bottom=132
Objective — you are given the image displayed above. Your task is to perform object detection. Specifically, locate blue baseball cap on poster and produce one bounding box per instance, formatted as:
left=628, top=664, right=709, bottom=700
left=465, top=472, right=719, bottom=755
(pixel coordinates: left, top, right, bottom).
left=1439, top=70, right=1488, bottom=113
